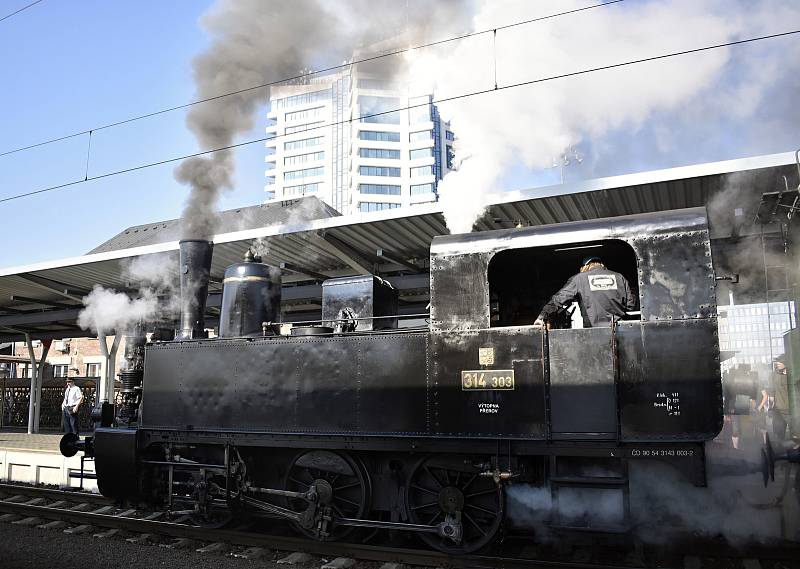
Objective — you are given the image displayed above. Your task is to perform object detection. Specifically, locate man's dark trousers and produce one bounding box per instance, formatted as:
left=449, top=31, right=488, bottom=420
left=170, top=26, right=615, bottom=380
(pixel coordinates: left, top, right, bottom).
left=63, top=408, right=78, bottom=435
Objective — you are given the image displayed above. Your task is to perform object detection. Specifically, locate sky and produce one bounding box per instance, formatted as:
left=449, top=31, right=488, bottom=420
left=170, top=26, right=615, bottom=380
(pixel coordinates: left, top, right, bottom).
left=0, top=0, right=265, bottom=267
left=0, top=0, right=798, bottom=268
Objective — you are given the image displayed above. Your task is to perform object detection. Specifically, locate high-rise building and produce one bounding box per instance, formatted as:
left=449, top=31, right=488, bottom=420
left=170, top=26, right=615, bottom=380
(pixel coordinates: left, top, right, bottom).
left=717, top=300, right=796, bottom=382
left=264, top=67, right=454, bottom=215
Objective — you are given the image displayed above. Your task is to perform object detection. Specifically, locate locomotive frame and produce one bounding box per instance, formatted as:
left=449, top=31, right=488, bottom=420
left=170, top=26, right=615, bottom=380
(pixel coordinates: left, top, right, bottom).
left=66, top=206, right=724, bottom=554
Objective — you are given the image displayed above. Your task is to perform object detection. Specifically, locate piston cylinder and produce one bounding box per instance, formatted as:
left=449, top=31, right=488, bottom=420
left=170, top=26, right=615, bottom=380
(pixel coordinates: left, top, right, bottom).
left=219, top=251, right=281, bottom=337
left=177, top=239, right=213, bottom=340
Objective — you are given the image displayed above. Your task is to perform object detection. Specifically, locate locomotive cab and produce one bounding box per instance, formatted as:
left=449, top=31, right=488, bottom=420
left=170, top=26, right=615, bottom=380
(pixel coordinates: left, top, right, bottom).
left=429, top=207, right=723, bottom=443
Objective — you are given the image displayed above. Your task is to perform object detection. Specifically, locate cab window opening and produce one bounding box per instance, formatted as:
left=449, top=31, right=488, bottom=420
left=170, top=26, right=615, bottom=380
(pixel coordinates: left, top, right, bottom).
left=487, top=239, right=639, bottom=328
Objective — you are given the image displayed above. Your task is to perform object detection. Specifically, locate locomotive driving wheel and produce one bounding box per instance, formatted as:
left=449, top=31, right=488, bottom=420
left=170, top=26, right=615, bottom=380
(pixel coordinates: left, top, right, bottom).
left=406, top=456, right=504, bottom=554
left=284, top=450, right=371, bottom=540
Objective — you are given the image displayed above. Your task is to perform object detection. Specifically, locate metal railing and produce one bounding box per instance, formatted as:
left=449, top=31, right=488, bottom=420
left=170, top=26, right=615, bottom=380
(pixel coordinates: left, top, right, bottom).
left=1, top=378, right=101, bottom=432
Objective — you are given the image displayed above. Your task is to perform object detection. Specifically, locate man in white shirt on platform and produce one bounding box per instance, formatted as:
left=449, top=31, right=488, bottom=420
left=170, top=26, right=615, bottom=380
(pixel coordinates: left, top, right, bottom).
left=61, top=378, right=83, bottom=435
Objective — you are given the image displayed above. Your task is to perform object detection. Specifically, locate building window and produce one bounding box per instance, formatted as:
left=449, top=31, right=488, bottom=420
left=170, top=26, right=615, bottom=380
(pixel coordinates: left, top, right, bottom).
left=409, top=130, right=432, bottom=142
left=359, top=148, right=400, bottom=159
left=359, top=202, right=401, bottom=212
left=409, top=147, right=433, bottom=160
left=285, top=121, right=324, bottom=135
left=85, top=363, right=101, bottom=377
left=274, top=89, right=329, bottom=109
left=410, top=183, right=434, bottom=195
left=17, top=364, right=32, bottom=378
left=359, top=130, right=400, bottom=142
left=410, top=165, right=434, bottom=177
left=359, top=96, right=401, bottom=124
left=284, top=151, right=324, bottom=166
left=284, top=136, right=324, bottom=151
left=446, top=145, right=455, bottom=169
left=52, top=364, right=69, bottom=378
left=285, top=106, right=324, bottom=122
left=445, top=130, right=455, bottom=141
left=359, top=166, right=401, bottom=177
left=408, top=95, right=432, bottom=124
left=284, top=183, right=320, bottom=197
left=285, top=167, right=325, bottom=180
left=359, top=184, right=401, bottom=196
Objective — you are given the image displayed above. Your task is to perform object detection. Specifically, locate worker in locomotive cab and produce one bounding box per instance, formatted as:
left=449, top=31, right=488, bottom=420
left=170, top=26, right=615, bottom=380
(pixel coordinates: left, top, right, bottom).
left=534, top=256, right=636, bottom=328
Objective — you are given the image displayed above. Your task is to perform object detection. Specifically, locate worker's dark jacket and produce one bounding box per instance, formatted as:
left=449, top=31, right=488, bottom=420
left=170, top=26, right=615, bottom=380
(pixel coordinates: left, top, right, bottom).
left=538, top=266, right=636, bottom=327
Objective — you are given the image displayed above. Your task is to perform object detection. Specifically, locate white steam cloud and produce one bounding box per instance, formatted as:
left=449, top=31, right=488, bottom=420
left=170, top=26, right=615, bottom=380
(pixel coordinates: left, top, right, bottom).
left=77, top=287, right=160, bottom=335
left=77, top=252, right=180, bottom=335
left=408, top=0, right=800, bottom=232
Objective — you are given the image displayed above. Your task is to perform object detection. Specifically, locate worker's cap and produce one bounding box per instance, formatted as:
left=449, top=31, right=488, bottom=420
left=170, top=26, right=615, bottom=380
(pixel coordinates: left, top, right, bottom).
left=581, top=255, right=602, bottom=266
left=65, top=377, right=74, bottom=382
left=774, top=355, right=787, bottom=364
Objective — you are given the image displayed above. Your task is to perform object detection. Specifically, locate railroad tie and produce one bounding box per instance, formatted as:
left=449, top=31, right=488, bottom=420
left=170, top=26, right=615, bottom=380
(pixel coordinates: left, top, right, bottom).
left=38, top=520, right=68, bottom=530
left=321, top=558, right=356, bottom=569
left=46, top=501, right=68, bottom=508
left=125, top=533, right=156, bottom=545
left=378, top=563, right=406, bottom=569
left=196, top=542, right=229, bottom=554
left=117, top=509, right=138, bottom=517
left=142, top=512, right=165, bottom=521
left=63, top=524, right=95, bottom=535
left=160, top=538, right=197, bottom=550
left=68, top=503, right=92, bottom=512
left=11, top=517, right=43, bottom=527
left=0, top=514, right=21, bottom=522
left=93, top=528, right=121, bottom=539
left=231, top=547, right=268, bottom=560
left=21, top=497, right=46, bottom=506
left=90, top=505, right=115, bottom=514
left=276, top=552, right=313, bottom=564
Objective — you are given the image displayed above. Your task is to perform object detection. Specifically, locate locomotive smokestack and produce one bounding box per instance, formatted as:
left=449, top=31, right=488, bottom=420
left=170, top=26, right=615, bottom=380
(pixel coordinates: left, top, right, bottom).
left=178, top=239, right=214, bottom=340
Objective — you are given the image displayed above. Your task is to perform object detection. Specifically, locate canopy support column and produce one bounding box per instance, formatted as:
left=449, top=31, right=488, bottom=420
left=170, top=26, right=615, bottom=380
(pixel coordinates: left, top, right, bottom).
left=26, top=334, right=51, bottom=434
left=97, top=333, right=121, bottom=406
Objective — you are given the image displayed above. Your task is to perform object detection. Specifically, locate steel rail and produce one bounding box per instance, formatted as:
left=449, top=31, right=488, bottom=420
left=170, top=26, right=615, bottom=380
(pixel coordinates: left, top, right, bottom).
left=0, top=498, right=647, bottom=569
left=0, top=483, right=110, bottom=505
left=5, top=496, right=798, bottom=569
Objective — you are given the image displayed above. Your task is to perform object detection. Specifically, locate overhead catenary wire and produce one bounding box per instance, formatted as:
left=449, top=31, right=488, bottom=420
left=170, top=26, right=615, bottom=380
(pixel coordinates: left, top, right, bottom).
left=0, top=0, right=625, bottom=159
left=0, top=27, right=798, bottom=206
left=0, top=0, right=44, bottom=24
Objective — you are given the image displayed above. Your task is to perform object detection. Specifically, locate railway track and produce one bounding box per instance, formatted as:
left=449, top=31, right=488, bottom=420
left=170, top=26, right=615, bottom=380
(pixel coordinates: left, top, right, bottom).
left=0, top=482, right=796, bottom=569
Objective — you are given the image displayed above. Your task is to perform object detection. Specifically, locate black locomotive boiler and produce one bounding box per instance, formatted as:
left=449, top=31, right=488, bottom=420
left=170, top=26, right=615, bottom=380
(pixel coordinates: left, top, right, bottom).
left=64, top=207, right=725, bottom=553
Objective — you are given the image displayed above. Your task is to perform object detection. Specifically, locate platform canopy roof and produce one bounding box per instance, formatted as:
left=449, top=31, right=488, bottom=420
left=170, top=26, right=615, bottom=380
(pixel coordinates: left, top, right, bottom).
left=0, top=150, right=796, bottom=341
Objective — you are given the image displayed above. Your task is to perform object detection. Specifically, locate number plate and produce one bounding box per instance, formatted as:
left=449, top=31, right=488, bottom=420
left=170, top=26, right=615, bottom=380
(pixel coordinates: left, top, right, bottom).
left=461, top=370, right=515, bottom=391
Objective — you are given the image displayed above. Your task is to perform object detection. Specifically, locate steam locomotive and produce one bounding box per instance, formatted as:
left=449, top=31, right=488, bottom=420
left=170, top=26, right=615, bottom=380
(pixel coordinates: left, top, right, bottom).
left=63, top=207, right=755, bottom=553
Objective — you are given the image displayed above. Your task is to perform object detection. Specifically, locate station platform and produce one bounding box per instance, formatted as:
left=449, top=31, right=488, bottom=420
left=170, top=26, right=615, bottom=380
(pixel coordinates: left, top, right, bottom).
left=0, top=430, right=97, bottom=491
